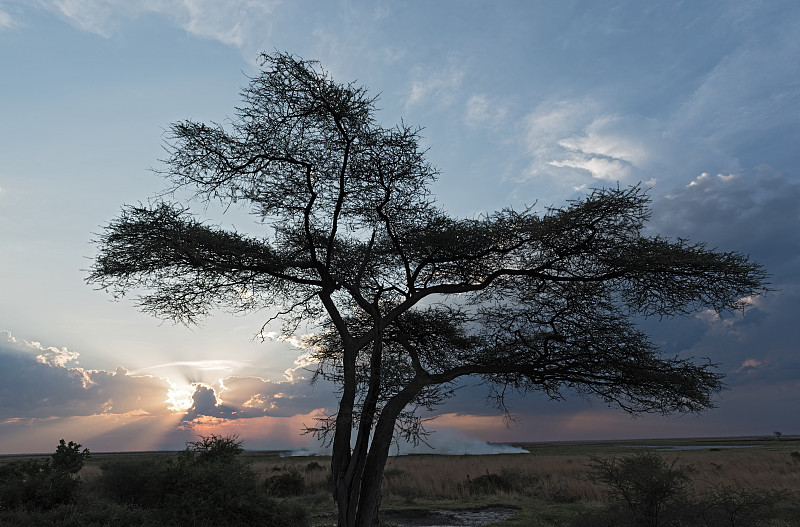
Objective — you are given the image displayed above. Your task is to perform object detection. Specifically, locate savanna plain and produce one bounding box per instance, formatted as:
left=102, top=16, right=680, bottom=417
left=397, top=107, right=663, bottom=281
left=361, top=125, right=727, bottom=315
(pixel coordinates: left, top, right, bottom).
left=2, top=436, right=799, bottom=526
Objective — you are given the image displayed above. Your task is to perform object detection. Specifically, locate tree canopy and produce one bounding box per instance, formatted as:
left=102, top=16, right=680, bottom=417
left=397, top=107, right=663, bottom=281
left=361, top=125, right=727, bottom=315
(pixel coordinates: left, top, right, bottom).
left=88, top=52, right=768, bottom=527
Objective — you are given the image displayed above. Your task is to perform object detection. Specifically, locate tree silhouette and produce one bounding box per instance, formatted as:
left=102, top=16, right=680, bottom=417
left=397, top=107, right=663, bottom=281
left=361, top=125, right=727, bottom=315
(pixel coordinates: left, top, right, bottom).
left=88, top=52, right=768, bottom=527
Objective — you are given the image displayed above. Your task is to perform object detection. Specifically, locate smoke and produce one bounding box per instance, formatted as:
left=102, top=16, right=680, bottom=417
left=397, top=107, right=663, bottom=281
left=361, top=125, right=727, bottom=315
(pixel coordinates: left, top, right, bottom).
left=282, top=430, right=528, bottom=457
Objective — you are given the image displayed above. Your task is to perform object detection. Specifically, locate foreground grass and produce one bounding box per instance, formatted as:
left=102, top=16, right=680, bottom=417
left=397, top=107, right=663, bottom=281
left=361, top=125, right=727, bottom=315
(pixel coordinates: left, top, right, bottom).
left=247, top=436, right=800, bottom=526
left=3, top=436, right=800, bottom=526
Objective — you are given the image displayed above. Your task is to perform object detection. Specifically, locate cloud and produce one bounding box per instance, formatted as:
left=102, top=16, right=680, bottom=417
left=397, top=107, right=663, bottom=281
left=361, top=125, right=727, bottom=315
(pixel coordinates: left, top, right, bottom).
left=736, top=359, right=762, bottom=374
left=406, top=62, right=464, bottom=108
left=0, top=9, right=14, bottom=29
left=0, top=328, right=336, bottom=424
left=510, top=4, right=800, bottom=204
left=0, top=330, right=173, bottom=419
left=39, top=0, right=281, bottom=47
left=143, top=359, right=251, bottom=379
left=182, top=384, right=236, bottom=421
left=464, top=94, right=508, bottom=130
left=520, top=99, right=636, bottom=195
left=653, top=170, right=800, bottom=281
left=667, top=14, right=800, bottom=169
left=644, top=170, right=800, bottom=394
left=214, top=374, right=335, bottom=418
left=0, top=330, right=338, bottom=451
left=550, top=114, right=654, bottom=182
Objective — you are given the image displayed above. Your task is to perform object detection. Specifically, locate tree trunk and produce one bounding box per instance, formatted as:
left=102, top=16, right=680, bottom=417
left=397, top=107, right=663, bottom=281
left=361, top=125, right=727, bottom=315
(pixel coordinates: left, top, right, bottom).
left=331, top=337, right=358, bottom=527
left=354, top=382, right=424, bottom=527
left=353, top=415, right=395, bottom=526
left=332, top=330, right=386, bottom=527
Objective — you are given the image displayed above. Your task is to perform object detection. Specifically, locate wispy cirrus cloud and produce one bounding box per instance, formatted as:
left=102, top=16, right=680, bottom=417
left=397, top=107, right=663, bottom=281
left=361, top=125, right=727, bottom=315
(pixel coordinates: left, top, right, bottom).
left=464, top=94, right=508, bottom=130
left=38, top=0, right=281, bottom=47
left=406, top=61, right=464, bottom=109
left=0, top=8, right=14, bottom=29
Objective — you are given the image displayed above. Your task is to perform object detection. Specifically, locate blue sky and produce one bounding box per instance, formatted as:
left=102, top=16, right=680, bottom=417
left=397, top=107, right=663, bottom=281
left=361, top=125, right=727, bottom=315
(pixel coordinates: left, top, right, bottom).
left=1, top=0, right=798, bottom=454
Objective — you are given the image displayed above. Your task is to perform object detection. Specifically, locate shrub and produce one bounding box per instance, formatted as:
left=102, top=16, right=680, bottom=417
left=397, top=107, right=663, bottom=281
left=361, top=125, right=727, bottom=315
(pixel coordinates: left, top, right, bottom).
left=0, top=439, right=89, bottom=511
left=96, top=434, right=310, bottom=526
left=304, top=460, right=325, bottom=472
left=588, top=450, right=694, bottom=527
left=265, top=469, right=306, bottom=497
left=0, top=460, right=80, bottom=510
left=97, top=456, right=172, bottom=507
left=184, top=433, right=243, bottom=464
left=51, top=439, right=90, bottom=474
left=700, top=485, right=788, bottom=527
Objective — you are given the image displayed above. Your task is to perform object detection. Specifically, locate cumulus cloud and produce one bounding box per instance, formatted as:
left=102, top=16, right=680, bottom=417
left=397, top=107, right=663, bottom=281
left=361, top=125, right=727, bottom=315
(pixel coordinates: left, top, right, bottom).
left=39, top=0, right=280, bottom=47
left=0, top=329, right=336, bottom=432
left=215, top=374, right=335, bottom=418
left=182, top=384, right=236, bottom=421
left=0, top=330, right=173, bottom=419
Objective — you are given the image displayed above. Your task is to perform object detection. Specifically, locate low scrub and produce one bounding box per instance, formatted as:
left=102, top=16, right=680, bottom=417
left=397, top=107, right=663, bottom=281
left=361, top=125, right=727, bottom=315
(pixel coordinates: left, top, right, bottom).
left=0, top=439, right=90, bottom=511
left=98, top=434, right=308, bottom=526
left=1, top=435, right=308, bottom=527
left=576, top=450, right=798, bottom=527
left=265, top=469, right=306, bottom=497
left=588, top=450, right=694, bottom=527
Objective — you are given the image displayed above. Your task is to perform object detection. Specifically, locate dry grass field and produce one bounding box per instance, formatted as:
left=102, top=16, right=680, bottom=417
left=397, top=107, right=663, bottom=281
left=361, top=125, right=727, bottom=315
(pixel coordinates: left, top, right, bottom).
left=3, top=436, right=799, bottom=526
left=244, top=436, right=800, bottom=526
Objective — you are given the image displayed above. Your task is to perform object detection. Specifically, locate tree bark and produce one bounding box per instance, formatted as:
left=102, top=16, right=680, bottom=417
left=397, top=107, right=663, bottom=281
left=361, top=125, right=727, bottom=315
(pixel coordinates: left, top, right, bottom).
left=354, top=382, right=423, bottom=527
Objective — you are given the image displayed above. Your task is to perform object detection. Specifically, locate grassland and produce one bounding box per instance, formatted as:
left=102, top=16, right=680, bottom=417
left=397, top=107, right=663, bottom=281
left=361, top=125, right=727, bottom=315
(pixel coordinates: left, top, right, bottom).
left=240, top=436, right=800, bottom=525
left=3, top=436, right=800, bottom=526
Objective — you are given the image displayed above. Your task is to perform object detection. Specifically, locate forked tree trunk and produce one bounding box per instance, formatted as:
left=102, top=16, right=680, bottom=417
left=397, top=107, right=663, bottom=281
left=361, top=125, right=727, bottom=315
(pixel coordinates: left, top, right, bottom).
left=353, top=415, right=397, bottom=526
left=332, top=382, right=422, bottom=527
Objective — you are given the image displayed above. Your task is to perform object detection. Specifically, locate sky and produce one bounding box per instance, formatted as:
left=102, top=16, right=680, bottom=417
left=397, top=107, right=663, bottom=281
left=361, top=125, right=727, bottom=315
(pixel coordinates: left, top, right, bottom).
left=0, top=0, right=798, bottom=454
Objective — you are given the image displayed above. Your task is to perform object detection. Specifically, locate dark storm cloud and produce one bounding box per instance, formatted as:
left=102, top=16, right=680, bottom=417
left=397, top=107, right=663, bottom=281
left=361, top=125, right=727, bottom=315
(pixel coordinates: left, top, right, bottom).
left=0, top=331, right=172, bottom=419
left=431, top=173, right=800, bottom=431
left=651, top=171, right=800, bottom=280
left=645, top=172, right=800, bottom=389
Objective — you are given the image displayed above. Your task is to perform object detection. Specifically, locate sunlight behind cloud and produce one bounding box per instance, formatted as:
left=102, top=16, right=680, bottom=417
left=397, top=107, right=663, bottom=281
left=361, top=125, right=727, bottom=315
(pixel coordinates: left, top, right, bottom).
left=165, top=382, right=196, bottom=413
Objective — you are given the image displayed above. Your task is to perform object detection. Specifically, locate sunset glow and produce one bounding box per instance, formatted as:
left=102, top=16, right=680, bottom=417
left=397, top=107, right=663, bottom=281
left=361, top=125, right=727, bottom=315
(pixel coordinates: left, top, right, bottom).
left=166, top=382, right=196, bottom=413
left=0, top=1, right=798, bottom=455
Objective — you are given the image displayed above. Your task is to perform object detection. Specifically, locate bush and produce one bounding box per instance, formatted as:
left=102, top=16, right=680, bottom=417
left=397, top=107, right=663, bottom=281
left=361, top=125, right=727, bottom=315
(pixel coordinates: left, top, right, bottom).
left=304, top=461, right=325, bottom=472
left=0, top=439, right=89, bottom=511
left=184, top=433, right=243, bottom=464
left=96, top=434, right=309, bottom=526
left=98, top=456, right=172, bottom=507
left=0, top=460, right=80, bottom=510
left=588, top=450, right=694, bottom=527
left=51, top=439, right=91, bottom=474
left=265, top=469, right=306, bottom=497
left=700, top=485, right=788, bottom=527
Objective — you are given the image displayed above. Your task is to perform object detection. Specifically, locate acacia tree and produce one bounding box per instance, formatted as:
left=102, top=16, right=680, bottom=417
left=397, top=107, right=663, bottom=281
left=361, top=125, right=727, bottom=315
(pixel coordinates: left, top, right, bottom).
left=88, top=52, right=767, bottom=527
